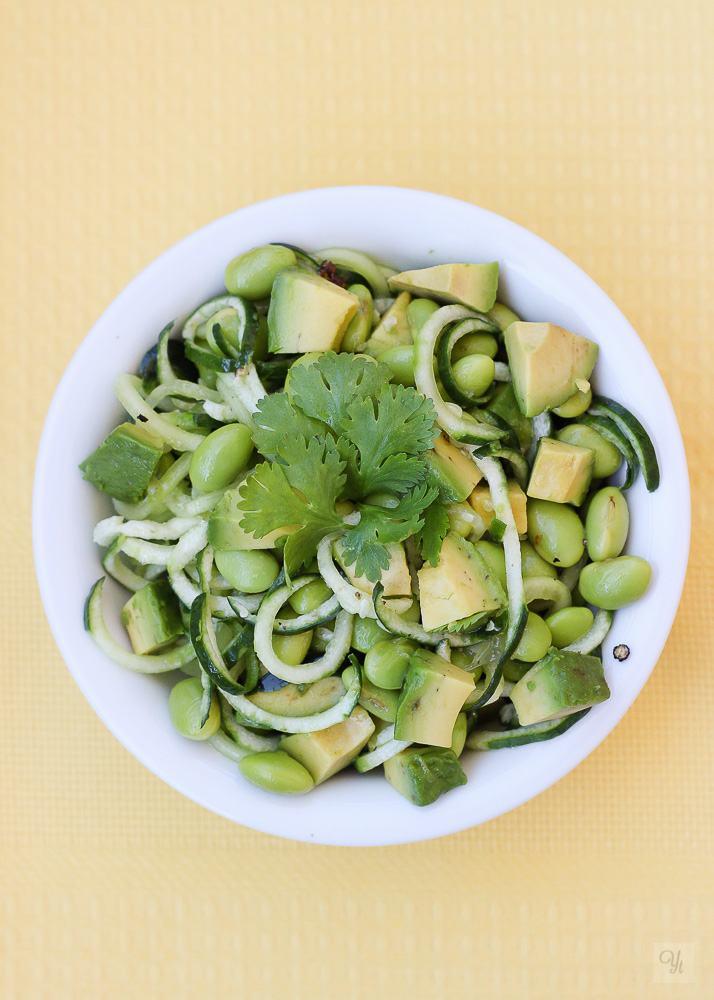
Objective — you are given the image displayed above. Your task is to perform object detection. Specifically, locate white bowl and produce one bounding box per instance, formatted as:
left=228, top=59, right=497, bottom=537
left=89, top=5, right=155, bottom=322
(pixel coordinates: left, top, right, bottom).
left=33, top=186, right=690, bottom=845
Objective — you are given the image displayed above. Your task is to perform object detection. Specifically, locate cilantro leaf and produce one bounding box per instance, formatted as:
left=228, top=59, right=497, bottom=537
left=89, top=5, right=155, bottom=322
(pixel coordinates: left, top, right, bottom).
left=251, top=392, right=325, bottom=460
left=415, top=502, right=450, bottom=566
left=338, top=386, right=437, bottom=497
left=289, top=351, right=390, bottom=431
left=237, top=437, right=345, bottom=574
left=340, top=482, right=438, bottom=581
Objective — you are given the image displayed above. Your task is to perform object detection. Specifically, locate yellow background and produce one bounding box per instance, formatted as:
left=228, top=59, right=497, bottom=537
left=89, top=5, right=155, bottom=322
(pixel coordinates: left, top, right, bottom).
left=2, top=0, right=712, bottom=996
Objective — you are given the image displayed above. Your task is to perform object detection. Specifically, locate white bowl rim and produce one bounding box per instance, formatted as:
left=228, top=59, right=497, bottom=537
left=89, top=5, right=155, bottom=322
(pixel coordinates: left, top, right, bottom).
left=33, top=185, right=690, bottom=845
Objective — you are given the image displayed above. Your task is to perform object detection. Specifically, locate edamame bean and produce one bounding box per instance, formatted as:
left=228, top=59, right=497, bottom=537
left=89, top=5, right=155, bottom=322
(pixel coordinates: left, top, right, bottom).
left=451, top=354, right=495, bottom=397
left=364, top=638, right=417, bottom=689
left=288, top=579, right=332, bottom=615
left=451, top=713, right=468, bottom=757
left=407, top=298, right=439, bottom=336
left=488, top=301, right=520, bottom=331
left=527, top=499, right=586, bottom=568
left=272, top=609, right=313, bottom=665
left=503, top=660, right=531, bottom=683
left=224, top=245, right=296, bottom=299
left=578, top=556, right=652, bottom=610
left=169, top=677, right=220, bottom=740
left=520, top=540, right=559, bottom=579
left=475, top=539, right=507, bottom=591
left=239, top=750, right=315, bottom=795
left=214, top=549, right=279, bottom=594
left=511, top=612, right=552, bottom=662
left=343, top=665, right=399, bottom=721
left=340, top=284, right=374, bottom=353
left=556, top=423, right=622, bottom=479
left=189, top=423, right=254, bottom=492
left=378, top=344, right=416, bottom=386
left=352, top=616, right=388, bottom=653
left=451, top=332, right=499, bottom=362
left=545, top=606, right=594, bottom=648
left=585, top=486, right=630, bottom=561
left=553, top=386, right=592, bottom=418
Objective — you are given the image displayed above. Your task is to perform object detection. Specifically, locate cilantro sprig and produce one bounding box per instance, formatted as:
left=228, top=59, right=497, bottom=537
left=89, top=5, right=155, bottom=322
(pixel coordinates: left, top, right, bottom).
left=239, top=352, right=440, bottom=580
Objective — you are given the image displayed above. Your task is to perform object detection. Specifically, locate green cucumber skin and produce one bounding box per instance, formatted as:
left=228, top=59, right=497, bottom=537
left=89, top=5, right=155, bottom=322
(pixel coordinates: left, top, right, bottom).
left=466, top=708, right=590, bottom=750
left=588, top=396, right=660, bottom=492
left=189, top=593, right=247, bottom=696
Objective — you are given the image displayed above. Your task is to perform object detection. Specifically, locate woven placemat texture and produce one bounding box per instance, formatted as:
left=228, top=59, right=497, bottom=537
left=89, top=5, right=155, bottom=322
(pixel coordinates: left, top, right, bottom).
left=1, top=1, right=712, bottom=997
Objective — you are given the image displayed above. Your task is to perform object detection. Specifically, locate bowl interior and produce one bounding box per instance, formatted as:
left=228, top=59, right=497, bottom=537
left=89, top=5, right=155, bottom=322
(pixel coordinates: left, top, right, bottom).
left=33, top=186, right=689, bottom=845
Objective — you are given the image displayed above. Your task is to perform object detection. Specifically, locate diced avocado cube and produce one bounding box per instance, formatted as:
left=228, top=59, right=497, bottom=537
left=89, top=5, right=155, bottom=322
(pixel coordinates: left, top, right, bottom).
left=208, top=487, right=297, bottom=550
left=267, top=268, right=359, bottom=354
left=488, top=382, right=533, bottom=450
left=423, top=433, right=483, bottom=503
left=80, top=422, right=163, bottom=503
left=395, top=648, right=475, bottom=746
left=364, top=291, right=412, bottom=355
left=527, top=438, right=594, bottom=506
left=333, top=539, right=411, bottom=597
left=469, top=480, right=528, bottom=535
left=418, top=532, right=506, bottom=631
left=504, top=322, right=599, bottom=418
left=279, top=706, right=375, bottom=784
left=120, top=579, right=183, bottom=655
left=384, top=746, right=467, bottom=806
left=510, top=648, right=610, bottom=726
left=388, top=263, right=499, bottom=312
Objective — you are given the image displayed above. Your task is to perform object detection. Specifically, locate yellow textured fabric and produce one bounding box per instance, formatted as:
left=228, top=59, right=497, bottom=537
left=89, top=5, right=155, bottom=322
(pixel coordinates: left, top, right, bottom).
left=2, top=0, right=712, bottom=996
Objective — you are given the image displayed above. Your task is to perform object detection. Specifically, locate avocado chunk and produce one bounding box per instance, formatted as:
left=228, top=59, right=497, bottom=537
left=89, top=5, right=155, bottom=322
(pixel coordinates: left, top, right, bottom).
left=510, top=648, right=610, bottom=726
left=384, top=746, right=467, bottom=806
left=279, top=705, right=375, bottom=784
left=334, top=539, right=410, bottom=597
left=267, top=267, right=359, bottom=354
left=418, top=531, right=506, bottom=631
left=388, top=262, right=499, bottom=312
left=527, top=437, right=594, bottom=506
left=247, top=676, right=345, bottom=717
left=364, top=291, right=412, bottom=356
left=208, top=487, right=297, bottom=550
left=395, top=648, right=475, bottom=746
left=80, top=422, right=163, bottom=503
left=488, top=382, right=533, bottom=450
left=423, top=433, right=483, bottom=503
left=469, top=480, right=528, bottom=535
left=120, top=579, right=182, bottom=655
left=504, top=322, right=599, bottom=418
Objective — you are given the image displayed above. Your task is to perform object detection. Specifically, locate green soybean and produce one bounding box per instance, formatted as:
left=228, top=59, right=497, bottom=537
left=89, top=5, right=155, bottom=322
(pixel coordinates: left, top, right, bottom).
left=224, top=245, right=296, bottom=299
left=288, top=579, right=333, bottom=615
left=214, top=549, right=279, bottom=594
left=451, top=713, right=468, bottom=757
left=527, top=499, right=586, bottom=568
left=189, top=423, right=254, bottom=493
left=511, top=612, right=552, bottom=662
left=407, top=297, right=439, bottom=336
left=340, top=284, right=374, bottom=353
left=343, top=665, right=399, bottom=722
left=239, top=751, right=315, bottom=795
left=352, top=616, right=388, bottom=653
left=364, top=638, right=417, bottom=690
left=553, top=386, right=592, bottom=418
left=556, top=423, right=622, bottom=479
left=169, top=677, right=220, bottom=740
left=586, top=486, right=630, bottom=561
left=451, top=332, right=499, bottom=362
left=503, top=660, right=532, bottom=683
left=452, top=354, right=495, bottom=397
left=273, top=629, right=313, bottom=665
left=578, top=556, right=652, bottom=610
left=545, top=606, right=594, bottom=648
left=488, top=301, right=520, bottom=331
left=520, top=540, right=559, bottom=580
left=475, top=539, right=507, bottom=591
left=378, top=344, right=416, bottom=386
